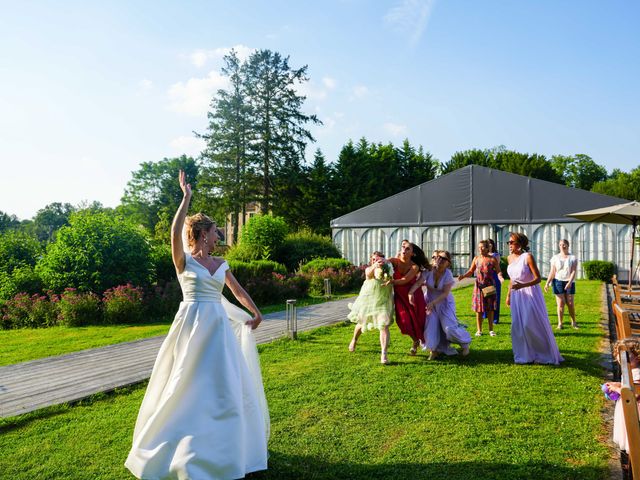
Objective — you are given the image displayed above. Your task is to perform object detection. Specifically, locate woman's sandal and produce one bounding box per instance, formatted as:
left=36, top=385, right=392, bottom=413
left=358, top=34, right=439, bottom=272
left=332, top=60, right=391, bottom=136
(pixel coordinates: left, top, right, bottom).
left=348, top=339, right=356, bottom=352
left=409, top=345, right=418, bottom=356
left=381, top=352, right=388, bottom=364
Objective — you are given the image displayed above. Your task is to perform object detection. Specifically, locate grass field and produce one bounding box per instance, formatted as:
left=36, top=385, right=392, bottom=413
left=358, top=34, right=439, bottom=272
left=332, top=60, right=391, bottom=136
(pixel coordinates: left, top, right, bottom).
left=0, top=280, right=613, bottom=479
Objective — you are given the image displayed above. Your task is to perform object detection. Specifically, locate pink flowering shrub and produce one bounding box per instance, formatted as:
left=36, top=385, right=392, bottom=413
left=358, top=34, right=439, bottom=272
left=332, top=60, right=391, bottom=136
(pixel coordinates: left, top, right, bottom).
left=103, top=283, right=145, bottom=324
left=1, top=292, right=59, bottom=329
left=58, top=288, right=102, bottom=327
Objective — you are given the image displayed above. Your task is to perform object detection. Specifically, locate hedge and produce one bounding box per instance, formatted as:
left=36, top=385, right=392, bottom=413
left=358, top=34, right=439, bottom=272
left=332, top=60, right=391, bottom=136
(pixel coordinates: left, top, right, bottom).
left=300, top=257, right=352, bottom=273
left=581, top=260, right=615, bottom=282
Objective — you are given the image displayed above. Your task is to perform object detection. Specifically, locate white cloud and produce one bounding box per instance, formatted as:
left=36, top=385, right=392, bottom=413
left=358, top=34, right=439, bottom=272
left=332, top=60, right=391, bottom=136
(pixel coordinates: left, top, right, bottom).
left=351, top=85, right=369, bottom=100
left=167, top=71, right=228, bottom=116
left=169, top=136, right=206, bottom=157
left=383, top=122, right=408, bottom=137
left=323, top=116, right=337, bottom=130
left=296, top=81, right=329, bottom=102
left=138, top=79, right=153, bottom=91
left=322, top=76, right=337, bottom=89
left=190, top=50, right=209, bottom=68
left=188, top=44, right=254, bottom=68
left=384, top=0, right=436, bottom=44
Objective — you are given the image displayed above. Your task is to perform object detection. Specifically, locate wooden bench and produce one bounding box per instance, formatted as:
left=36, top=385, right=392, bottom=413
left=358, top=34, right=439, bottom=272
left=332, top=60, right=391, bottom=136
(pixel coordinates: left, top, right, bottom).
left=613, top=301, right=640, bottom=339
left=619, top=347, right=640, bottom=480
left=613, top=275, right=640, bottom=308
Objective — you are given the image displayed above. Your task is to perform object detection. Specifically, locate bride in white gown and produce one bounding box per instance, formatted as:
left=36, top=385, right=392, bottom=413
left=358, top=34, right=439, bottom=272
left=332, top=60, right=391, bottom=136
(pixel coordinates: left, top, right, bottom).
left=125, top=170, right=269, bottom=480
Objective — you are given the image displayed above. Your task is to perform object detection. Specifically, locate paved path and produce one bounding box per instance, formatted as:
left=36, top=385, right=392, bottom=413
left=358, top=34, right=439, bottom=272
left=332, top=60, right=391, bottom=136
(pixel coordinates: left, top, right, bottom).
left=0, top=279, right=476, bottom=419
left=0, top=297, right=353, bottom=419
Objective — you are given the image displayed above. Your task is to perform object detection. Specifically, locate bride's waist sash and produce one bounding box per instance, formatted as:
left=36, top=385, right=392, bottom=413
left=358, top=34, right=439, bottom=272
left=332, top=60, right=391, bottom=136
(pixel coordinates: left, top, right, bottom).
left=181, top=292, right=222, bottom=303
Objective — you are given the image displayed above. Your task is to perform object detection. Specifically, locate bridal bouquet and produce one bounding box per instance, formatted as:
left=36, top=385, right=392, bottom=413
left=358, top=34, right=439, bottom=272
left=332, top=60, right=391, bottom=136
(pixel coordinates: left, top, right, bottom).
left=374, top=261, right=393, bottom=282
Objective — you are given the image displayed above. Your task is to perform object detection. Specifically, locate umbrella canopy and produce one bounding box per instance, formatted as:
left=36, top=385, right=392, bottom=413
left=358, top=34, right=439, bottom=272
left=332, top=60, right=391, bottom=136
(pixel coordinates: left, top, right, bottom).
left=567, top=201, right=640, bottom=289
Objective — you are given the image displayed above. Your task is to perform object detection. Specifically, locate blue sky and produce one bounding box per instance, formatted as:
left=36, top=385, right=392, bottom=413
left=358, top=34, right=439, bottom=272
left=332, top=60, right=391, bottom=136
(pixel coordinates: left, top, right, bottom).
left=1, top=0, right=638, bottom=220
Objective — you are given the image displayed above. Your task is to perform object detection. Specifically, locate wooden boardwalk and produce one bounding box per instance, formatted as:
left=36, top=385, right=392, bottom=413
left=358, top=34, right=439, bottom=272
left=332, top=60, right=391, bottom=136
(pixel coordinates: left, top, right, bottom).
left=0, top=297, right=352, bottom=419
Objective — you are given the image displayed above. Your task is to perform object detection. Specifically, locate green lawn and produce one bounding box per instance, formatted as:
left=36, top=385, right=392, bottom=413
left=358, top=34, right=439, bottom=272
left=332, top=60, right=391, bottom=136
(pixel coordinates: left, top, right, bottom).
left=0, top=294, right=354, bottom=367
left=0, top=280, right=612, bottom=479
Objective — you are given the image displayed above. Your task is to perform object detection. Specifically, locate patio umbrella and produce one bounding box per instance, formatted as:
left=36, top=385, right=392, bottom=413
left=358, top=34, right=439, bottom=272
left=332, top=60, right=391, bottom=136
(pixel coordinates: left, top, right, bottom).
left=567, top=201, right=640, bottom=290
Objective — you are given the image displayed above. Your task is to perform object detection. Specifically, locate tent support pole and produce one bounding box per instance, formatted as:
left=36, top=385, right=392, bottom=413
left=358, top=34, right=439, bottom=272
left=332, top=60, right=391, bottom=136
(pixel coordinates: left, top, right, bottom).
left=631, top=218, right=637, bottom=290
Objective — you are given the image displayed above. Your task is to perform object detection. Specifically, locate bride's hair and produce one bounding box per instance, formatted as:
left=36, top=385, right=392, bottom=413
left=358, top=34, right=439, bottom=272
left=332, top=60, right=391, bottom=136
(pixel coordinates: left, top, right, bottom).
left=185, top=213, right=215, bottom=247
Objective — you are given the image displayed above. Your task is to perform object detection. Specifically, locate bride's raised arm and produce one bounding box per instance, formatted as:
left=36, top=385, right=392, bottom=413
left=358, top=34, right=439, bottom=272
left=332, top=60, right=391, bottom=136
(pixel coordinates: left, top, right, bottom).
left=171, top=170, right=192, bottom=274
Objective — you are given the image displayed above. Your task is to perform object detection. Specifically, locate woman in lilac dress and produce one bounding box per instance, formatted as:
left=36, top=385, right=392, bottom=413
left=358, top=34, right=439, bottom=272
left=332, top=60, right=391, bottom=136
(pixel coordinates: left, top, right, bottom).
left=506, top=232, right=563, bottom=365
left=411, top=250, right=472, bottom=360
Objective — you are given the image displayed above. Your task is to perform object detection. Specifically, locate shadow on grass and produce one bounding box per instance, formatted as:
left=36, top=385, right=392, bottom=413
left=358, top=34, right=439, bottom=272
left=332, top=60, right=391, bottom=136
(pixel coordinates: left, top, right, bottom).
left=249, top=452, right=607, bottom=480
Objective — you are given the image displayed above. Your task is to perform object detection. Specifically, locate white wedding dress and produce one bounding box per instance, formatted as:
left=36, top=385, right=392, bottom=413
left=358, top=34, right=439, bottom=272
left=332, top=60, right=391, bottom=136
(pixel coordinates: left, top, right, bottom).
left=125, top=254, right=269, bottom=480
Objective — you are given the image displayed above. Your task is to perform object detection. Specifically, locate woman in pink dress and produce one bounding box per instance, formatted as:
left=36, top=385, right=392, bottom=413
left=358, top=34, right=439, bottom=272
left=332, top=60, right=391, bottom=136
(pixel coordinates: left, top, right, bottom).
left=506, top=232, right=563, bottom=365
left=388, top=240, right=428, bottom=355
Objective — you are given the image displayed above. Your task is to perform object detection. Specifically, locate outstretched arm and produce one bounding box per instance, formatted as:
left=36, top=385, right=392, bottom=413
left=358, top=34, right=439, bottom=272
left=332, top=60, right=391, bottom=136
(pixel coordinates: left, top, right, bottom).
left=408, top=271, right=425, bottom=305
left=458, top=257, right=477, bottom=281
left=391, top=264, right=419, bottom=287
left=225, top=271, right=263, bottom=329
left=171, top=170, right=192, bottom=274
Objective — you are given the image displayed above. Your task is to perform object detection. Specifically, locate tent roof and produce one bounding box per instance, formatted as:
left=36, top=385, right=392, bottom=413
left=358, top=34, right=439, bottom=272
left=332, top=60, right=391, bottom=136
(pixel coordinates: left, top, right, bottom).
left=330, top=165, right=629, bottom=228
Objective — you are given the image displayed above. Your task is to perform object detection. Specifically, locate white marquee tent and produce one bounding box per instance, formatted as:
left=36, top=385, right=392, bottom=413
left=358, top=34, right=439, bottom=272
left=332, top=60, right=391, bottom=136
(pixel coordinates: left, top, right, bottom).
left=331, top=165, right=636, bottom=279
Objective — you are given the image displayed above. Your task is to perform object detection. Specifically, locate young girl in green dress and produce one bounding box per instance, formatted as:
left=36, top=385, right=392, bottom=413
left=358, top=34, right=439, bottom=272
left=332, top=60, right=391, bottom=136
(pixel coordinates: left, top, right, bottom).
left=348, top=251, right=395, bottom=364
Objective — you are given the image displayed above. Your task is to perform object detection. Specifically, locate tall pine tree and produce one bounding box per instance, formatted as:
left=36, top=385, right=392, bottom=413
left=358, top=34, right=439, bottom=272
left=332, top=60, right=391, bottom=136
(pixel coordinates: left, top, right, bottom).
left=198, top=49, right=258, bottom=242
left=244, top=50, right=321, bottom=212
left=300, top=149, right=334, bottom=234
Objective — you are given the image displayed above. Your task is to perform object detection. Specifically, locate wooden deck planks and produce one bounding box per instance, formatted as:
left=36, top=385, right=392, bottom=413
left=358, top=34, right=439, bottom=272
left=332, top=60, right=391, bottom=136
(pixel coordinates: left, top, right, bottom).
left=0, top=297, right=352, bottom=418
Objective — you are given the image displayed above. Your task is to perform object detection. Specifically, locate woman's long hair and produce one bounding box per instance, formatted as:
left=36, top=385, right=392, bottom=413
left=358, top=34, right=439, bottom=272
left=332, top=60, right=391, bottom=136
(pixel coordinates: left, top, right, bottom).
left=411, top=243, right=430, bottom=270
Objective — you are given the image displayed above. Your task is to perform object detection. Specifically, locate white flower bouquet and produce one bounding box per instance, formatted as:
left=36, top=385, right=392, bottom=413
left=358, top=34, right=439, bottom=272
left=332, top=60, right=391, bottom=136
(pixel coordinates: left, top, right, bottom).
left=374, top=261, right=394, bottom=282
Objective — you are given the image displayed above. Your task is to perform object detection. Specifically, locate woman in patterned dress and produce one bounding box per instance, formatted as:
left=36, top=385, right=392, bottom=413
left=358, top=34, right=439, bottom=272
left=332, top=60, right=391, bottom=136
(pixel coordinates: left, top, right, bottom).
left=458, top=240, right=500, bottom=337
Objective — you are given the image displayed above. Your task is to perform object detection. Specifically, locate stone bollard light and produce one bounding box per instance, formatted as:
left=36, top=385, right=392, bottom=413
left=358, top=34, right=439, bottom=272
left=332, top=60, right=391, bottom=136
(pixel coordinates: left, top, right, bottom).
left=324, top=278, right=332, bottom=299
left=286, top=299, right=297, bottom=340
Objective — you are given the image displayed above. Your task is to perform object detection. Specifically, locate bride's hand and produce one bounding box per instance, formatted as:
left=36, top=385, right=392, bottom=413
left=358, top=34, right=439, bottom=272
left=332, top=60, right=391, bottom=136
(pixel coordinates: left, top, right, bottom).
left=179, top=170, right=192, bottom=198
left=246, top=314, right=263, bottom=330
